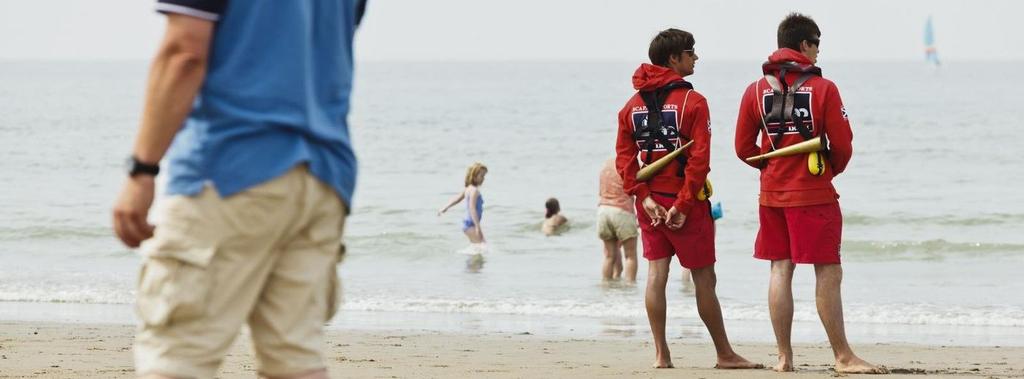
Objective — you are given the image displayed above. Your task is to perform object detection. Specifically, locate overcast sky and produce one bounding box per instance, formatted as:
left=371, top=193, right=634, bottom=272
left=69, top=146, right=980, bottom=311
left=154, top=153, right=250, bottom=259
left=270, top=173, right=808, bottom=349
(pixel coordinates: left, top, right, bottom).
left=1, top=0, right=1021, bottom=62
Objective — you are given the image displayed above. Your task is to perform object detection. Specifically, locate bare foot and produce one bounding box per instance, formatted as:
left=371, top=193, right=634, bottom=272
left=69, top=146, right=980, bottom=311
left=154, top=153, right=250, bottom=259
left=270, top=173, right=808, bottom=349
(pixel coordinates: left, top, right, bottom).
left=773, top=359, right=794, bottom=372
left=652, top=354, right=674, bottom=368
left=836, top=356, right=888, bottom=374
left=714, top=353, right=764, bottom=369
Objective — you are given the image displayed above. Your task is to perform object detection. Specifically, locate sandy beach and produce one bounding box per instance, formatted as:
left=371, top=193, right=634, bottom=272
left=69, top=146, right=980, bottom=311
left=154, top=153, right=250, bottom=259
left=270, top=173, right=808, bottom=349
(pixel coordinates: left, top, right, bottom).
left=1, top=322, right=1021, bottom=378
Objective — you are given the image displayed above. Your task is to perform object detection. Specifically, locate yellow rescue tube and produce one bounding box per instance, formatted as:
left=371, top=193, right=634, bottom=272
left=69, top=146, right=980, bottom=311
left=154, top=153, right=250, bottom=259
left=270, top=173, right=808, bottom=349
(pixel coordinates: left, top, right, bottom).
left=697, top=179, right=714, bottom=201
left=807, top=152, right=827, bottom=176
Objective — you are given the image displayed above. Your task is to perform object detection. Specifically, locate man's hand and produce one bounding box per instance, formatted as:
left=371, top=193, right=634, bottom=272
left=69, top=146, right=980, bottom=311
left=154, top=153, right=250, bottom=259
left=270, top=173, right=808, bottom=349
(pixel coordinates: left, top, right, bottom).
left=113, top=175, right=156, bottom=248
left=642, top=196, right=668, bottom=227
left=110, top=14, right=214, bottom=249
left=666, top=207, right=687, bottom=230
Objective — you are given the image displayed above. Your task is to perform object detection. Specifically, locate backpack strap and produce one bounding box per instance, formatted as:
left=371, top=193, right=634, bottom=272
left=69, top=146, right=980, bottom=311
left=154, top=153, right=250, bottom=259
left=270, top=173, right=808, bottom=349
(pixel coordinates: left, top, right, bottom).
left=761, top=71, right=818, bottom=148
left=634, top=80, right=693, bottom=177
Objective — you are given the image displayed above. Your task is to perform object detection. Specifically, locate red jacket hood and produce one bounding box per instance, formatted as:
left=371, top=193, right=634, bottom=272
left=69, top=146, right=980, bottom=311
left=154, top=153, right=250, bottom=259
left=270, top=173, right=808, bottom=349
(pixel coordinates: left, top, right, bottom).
left=632, top=63, right=683, bottom=91
left=767, top=48, right=813, bottom=65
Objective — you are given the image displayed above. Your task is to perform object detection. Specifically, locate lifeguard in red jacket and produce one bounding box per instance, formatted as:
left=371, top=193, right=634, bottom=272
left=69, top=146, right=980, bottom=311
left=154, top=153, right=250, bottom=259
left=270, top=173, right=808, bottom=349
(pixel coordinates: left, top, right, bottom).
left=734, top=13, right=888, bottom=374
left=616, top=28, right=761, bottom=371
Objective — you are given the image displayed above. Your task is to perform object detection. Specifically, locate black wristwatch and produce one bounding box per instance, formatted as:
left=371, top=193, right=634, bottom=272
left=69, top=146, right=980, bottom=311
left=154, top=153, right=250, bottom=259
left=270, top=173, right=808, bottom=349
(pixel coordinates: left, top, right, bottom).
left=126, top=156, right=160, bottom=177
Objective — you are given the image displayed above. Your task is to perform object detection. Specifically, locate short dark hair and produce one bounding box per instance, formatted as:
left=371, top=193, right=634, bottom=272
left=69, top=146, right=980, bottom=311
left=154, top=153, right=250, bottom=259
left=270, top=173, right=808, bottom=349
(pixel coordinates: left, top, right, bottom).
left=648, top=29, right=695, bottom=67
left=545, top=198, right=560, bottom=219
left=777, top=13, right=821, bottom=50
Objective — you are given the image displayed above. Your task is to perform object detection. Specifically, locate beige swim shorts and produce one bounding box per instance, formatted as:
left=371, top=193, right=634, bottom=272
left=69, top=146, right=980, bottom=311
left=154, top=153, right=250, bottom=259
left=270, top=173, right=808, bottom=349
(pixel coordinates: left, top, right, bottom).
left=596, top=205, right=639, bottom=241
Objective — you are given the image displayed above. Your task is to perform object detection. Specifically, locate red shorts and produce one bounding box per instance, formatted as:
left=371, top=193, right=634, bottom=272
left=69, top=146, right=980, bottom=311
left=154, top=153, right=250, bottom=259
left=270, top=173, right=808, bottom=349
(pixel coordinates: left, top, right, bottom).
left=635, top=193, right=715, bottom=269
left=754, top=203, right=842, bottom=264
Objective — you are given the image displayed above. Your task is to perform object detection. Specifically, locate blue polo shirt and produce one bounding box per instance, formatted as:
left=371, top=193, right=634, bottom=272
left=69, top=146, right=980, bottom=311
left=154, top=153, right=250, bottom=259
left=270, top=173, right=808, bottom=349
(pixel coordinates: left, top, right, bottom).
left=155, top=0, right=365, bottom=209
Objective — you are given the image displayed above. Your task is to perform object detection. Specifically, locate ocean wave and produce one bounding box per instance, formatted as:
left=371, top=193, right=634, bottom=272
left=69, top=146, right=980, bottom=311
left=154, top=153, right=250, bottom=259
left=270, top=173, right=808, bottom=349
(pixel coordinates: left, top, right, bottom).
left=341, top=297, right=1024, bottom=328
left=345, top=231, right=445, bottom=246
left=843, top=239, right=1024, bottom=258
left=0, top=224, right=110, bottom=240
left=4, top=287, right=1021, bottom=328
left=844, top=212, right=1024, bottom=227
left=0, top=286, right=132, bottom=305
left=509, top=218, right=595, bottom=234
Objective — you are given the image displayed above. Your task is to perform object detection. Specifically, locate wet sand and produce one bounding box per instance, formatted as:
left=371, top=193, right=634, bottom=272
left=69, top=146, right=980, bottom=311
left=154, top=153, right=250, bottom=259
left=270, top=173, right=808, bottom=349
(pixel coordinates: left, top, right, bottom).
left=1, top=321, right=1021, bottom=378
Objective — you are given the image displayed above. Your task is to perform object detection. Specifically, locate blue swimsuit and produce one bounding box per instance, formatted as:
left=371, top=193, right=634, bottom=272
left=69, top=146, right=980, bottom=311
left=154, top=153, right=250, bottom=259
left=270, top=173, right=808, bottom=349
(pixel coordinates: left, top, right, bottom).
left=462, top=192, right=484, bottom=231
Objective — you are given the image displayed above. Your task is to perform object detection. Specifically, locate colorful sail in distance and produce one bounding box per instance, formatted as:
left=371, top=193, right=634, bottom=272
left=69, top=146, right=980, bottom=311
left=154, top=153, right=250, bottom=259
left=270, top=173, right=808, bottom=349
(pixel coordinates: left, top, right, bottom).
left=925, top=16, right=940, bottom=66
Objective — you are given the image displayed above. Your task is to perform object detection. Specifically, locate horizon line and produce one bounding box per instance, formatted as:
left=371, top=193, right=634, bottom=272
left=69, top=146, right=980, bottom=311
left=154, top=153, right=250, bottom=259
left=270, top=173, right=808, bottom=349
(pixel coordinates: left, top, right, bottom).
left=1, top=58, right=1022, bottom=64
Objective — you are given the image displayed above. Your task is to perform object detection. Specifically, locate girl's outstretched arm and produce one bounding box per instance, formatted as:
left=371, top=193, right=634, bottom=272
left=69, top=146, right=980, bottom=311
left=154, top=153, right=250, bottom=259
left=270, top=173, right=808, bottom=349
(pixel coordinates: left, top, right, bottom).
left=438, top=190, right=465, bottom=216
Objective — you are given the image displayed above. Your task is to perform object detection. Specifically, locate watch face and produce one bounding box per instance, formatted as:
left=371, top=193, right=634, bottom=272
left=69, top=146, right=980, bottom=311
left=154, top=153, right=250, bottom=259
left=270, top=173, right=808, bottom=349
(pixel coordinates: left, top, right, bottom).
left=125, top=156, right=135, bottom=174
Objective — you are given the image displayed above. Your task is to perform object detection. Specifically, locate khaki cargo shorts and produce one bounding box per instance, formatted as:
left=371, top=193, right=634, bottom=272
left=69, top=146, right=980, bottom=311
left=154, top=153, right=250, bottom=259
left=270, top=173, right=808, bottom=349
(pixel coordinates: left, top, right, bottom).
left=596, top=205, right=639, bottom=241
left=134, top=167, right=346, bottom=379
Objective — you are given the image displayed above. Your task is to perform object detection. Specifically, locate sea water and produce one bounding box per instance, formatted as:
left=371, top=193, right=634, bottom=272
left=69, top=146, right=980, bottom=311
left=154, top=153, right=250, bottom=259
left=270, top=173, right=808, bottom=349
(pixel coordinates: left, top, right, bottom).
left=1, top=60, right=1022, bottom=346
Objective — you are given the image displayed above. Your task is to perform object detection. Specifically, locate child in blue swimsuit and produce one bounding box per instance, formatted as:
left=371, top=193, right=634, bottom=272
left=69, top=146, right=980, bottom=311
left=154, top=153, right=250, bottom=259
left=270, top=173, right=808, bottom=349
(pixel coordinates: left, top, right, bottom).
left=438, top=162, right=488, bottom=244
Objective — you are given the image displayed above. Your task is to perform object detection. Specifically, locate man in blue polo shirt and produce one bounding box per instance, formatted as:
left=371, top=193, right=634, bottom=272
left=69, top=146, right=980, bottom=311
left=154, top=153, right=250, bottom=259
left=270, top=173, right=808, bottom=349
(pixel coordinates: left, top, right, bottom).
left=112, top=1, right=366, bottom=378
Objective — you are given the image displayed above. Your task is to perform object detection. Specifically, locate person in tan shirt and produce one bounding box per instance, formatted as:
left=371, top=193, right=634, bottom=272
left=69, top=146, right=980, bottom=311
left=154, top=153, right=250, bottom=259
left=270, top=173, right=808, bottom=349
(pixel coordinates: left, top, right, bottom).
left=597, top=158, right=639, bottom=281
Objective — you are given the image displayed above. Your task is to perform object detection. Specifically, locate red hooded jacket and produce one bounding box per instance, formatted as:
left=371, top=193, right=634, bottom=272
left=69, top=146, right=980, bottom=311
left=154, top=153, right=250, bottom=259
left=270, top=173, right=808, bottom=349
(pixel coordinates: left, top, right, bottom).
left=734, top=49, right=853, bottom=207
left=616, top=63, right=711, bottom=216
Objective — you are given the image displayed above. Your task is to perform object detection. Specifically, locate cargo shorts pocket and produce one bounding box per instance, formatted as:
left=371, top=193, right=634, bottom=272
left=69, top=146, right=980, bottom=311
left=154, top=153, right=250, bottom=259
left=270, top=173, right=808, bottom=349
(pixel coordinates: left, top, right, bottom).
left=135, top=248, right=215, bottom=327
left=325, top=268, right=341, bottom=322
left=324, top=242, right=347, bottom=322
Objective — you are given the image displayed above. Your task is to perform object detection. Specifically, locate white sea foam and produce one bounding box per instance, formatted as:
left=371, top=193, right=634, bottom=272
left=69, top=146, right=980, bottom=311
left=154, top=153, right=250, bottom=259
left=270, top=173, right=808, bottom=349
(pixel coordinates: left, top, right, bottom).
left=3, top=281, right=1022, bottom=328
left=0, top=286, right=133, bottom=305
left=339, top=297, right=1024, bottom=328
left=455, top=243, right=490, bottom=256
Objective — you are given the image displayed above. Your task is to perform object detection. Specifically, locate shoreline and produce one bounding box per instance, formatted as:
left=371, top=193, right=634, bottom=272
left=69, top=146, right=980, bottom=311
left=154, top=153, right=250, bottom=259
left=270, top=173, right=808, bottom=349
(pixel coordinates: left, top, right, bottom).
left=2, top=301, right=1022, bottom=348
left=2, top=321, right=1023, bottom=378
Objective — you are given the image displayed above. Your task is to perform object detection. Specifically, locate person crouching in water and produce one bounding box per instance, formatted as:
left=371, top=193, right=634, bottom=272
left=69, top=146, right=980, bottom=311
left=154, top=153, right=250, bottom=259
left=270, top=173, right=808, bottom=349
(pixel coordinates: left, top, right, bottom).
left=615, top=28, right=762, bottom=370
left=542, top=198, right=569, bottom=236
